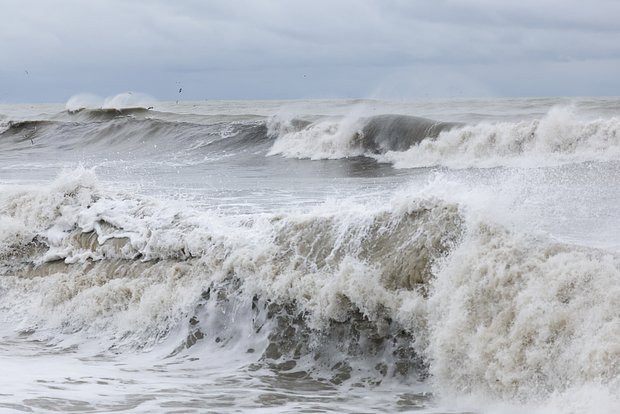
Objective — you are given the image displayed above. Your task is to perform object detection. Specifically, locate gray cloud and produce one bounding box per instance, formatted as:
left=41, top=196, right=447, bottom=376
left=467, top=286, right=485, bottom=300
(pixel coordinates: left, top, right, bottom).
left=1, top=0, right=619, bottom=102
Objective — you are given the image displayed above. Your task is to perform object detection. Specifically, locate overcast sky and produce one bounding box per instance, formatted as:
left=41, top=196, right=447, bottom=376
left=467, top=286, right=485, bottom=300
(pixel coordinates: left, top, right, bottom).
left=2, top=0, right=619, bottom=103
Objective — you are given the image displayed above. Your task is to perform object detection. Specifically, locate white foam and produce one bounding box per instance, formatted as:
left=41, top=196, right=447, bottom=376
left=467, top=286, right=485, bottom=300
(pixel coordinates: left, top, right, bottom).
left=0, top=120, right=11, bottom=134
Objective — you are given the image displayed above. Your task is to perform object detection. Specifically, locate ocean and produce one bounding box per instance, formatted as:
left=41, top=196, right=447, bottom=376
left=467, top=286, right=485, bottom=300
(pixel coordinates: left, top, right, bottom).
left=1, top=96, right=619, bottom=413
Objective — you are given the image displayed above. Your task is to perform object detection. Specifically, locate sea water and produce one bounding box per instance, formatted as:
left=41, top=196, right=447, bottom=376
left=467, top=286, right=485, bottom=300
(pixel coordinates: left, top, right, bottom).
left=0, top=96, right=619, bottom=413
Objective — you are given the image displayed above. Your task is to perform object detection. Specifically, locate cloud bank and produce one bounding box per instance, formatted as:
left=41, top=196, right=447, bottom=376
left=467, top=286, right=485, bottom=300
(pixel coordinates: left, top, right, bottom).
left=1, top=0, right=619, bottom=102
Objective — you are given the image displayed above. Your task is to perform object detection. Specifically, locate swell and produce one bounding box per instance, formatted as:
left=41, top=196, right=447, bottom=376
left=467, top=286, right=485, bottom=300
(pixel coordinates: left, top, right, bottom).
left=4, top=112, right=457, bottom=165
left=0, top=116, right=273, bottom=159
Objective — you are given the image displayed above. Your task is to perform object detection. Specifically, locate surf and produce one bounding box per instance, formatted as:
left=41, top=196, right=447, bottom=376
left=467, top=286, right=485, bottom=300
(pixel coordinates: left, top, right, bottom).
left=2, top=97, right=620, bottom=413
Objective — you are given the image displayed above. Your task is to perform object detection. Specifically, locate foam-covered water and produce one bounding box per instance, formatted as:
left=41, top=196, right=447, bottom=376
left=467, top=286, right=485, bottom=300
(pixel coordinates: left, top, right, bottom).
left=1, top=96, right=619, bottom=413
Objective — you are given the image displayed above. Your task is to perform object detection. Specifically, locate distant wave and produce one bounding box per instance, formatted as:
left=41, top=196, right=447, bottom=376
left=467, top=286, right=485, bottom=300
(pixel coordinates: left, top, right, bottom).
left=4, top=105, right=620, bottom=170
left=65, top=92, right=156, bottom=112
left=0, top=114, right=271, bottom=158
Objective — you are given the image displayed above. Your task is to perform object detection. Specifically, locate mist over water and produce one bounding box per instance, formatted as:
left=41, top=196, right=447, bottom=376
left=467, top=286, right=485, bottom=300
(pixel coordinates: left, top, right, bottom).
left=1, top=97, right=620, bottom=413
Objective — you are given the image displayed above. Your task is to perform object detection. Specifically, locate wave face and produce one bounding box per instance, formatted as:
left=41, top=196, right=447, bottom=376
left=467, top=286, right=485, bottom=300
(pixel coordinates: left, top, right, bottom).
left=358, top=114, right=461, bottom=152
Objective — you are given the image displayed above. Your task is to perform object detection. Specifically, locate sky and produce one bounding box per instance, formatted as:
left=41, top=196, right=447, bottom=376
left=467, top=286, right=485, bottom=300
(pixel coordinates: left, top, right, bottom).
left=1, top=0, right=620, bottom=103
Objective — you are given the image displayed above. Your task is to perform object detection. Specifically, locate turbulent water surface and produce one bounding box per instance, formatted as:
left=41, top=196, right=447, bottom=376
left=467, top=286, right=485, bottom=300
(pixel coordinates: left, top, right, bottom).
left=1, top=97, right=620, bottom=413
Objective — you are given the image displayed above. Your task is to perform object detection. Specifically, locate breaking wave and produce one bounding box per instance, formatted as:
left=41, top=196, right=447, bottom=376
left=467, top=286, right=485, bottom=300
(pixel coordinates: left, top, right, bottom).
left=267, top=114, right=459, bottom=159
left=1, top=168, right=619, bottom=403
left=268, top=107, right=620, bottom=169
